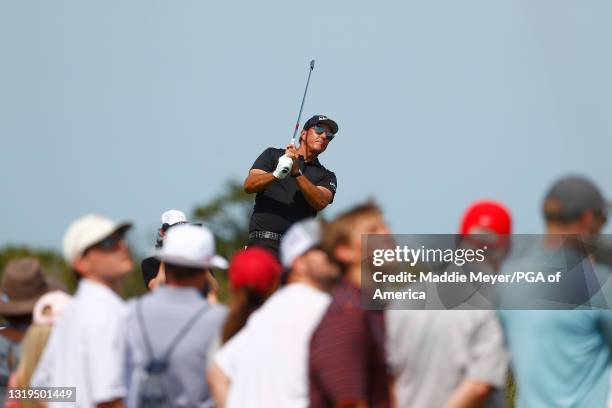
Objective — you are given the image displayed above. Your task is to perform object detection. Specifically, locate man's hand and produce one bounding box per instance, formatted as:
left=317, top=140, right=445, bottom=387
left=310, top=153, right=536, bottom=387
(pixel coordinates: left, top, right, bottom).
left=285, top=143, right=298, bottom=157
left=273, top=154, right=294, bottom=179
left=285, top=144, right=300, bottom=175
left=443, top=379, right=493, bottom=408
left=97, top=399, right=126, bottom=408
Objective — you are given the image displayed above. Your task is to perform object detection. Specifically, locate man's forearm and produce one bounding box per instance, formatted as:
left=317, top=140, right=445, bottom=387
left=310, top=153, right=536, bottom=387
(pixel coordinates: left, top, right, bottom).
left=294, top=175, right=330, bottom=211
left=244, top=172, right=277, bottom=193
left=207, top=363, right=230, bottom=408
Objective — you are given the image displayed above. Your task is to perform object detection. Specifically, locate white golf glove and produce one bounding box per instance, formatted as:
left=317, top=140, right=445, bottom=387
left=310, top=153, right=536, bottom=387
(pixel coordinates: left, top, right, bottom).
left=273, top=154, right=294, bottom=179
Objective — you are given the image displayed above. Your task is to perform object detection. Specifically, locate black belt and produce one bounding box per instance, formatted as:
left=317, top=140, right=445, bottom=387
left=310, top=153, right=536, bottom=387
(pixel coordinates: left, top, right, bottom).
left=249, top=231, right=283, bottom=241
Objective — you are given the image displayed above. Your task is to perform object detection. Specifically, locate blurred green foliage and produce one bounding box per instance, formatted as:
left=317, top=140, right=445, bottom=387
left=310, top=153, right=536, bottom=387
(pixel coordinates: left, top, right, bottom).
left=507, top=371, right=516, bottom=408
left=192, top=180, right=253, bottom=253
left=0, top=246, right=75, bottom=291
left=0, top=246, right=146, bottom=299
left=0, top=180, right=252, bottom=302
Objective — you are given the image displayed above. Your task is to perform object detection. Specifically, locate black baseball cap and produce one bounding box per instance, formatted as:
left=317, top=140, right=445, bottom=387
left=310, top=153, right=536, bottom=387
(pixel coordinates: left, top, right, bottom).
left=543, top=175, right=610, bottom=222
left=303, top=115, right=339, bottom=134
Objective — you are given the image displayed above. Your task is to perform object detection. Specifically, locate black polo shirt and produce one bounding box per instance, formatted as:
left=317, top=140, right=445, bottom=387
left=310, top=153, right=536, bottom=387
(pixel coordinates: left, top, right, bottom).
left=249, top=147, right=337, bottom=234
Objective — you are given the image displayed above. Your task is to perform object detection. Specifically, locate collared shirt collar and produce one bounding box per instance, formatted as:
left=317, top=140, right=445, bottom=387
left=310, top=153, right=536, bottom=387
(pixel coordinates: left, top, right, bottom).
left=154, top=285, right=205, bottom=304
left=76, top=278, right=125, bottom=309
left=299, top=155, right=322, bottom=166
left=78, top=278, right=122, bottom=299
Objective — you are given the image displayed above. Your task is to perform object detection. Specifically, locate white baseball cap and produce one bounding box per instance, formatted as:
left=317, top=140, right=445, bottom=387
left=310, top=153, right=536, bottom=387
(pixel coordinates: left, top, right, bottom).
left=154, top=224, right=228, bottom=269
left=63, top=214, right=132, bottom=265
left=161, top=209, right=188, bottom=227
left=280, top=218, right=322, bottom=268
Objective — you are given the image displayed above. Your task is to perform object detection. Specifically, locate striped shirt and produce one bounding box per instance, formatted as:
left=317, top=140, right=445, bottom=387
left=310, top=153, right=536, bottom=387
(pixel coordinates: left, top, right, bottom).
left=309, top=280, right=390, bottom=408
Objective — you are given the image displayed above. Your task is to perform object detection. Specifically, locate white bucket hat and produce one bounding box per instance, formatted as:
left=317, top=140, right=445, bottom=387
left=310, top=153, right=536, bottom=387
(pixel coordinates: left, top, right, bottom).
left=154, top=224, right=228, bottom=269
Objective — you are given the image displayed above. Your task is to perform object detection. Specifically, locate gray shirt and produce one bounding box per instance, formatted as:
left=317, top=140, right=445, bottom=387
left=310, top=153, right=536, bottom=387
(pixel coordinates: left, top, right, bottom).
left=386, top=309, right=508, bottom=408
left=125, top=286, right=226, bottom=408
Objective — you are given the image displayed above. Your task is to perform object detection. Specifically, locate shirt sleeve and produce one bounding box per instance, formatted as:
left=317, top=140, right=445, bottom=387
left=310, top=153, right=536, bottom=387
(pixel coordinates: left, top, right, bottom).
left=316, top=171, right=337, bottom=202
left=86, top=311, right=128, bottom=403
left=465, top=311, right=508, bottom=388
left=310, top=311, right=369, bottom=404
left=214, top=328, right=249, bottom=380
left=251, top=148, right=279, bottom=172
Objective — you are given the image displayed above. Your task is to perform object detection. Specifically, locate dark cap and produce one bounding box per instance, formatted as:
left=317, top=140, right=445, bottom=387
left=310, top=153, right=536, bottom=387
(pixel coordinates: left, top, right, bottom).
left=303, top=115, right=339, bottom=134
left=543, top=175, right=609, bottom=222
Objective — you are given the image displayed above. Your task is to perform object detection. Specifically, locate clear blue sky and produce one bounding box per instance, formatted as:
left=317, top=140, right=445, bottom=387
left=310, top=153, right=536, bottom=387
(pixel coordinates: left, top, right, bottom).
left=2, top=0, right=611, bottom=253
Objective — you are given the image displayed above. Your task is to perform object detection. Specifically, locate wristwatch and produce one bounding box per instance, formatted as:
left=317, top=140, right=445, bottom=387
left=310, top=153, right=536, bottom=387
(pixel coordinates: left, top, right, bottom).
left=291, top=168, right=303, bottom=178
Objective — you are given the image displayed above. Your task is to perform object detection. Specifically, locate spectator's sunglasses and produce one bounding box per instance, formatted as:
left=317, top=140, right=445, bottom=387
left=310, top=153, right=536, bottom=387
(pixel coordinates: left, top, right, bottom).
left=312, top=125, right=335, bottom=142
left=88, top=230, right=127, bottom=253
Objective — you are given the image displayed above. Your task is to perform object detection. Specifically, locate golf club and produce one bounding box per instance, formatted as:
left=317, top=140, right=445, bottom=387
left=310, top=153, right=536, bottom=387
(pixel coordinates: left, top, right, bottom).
left=291, top=59, right=315, bottom=147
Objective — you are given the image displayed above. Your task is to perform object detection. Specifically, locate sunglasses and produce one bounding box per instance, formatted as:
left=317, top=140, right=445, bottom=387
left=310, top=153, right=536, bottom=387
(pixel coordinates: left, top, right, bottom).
left=312, top=126, right=335, bottom=142
left=89, top=230, right=127, bottom=253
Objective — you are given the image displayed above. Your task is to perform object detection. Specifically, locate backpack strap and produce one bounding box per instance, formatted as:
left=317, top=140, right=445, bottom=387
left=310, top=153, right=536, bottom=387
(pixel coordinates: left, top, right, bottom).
left=136, top=299, right=210, bottom=365
left=161, top=303, right=210, bottom=362
left=136, top=299, right=156, bottom=362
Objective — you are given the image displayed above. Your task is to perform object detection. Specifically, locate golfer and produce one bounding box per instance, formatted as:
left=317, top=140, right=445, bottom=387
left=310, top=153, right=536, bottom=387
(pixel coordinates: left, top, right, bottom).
left=243, top=115, right=339, bottom=254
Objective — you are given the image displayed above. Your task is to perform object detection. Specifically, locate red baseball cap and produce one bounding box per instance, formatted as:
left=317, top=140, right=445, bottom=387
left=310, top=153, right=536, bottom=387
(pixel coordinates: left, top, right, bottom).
left=460, top=200, right=512, bottom=235
left=229, top=247, right=281, bottom=294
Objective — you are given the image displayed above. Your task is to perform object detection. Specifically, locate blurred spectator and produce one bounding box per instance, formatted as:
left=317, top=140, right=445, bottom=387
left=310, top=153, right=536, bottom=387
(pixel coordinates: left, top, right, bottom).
left=499, top=175, right=612, bottom=407
left=309, top=202, right=391, bottom=408
left=459, top=200, right=512, bottom=271
left=221, top=247, right=281, bottom=344
left=208, top=218, right=340, bottom=408
left=6, top=291, right=72, bottom=408
left=31, top=214, right=133, bottom=408
left=595, top=235, right=612, bottom=269
left=141, top=209, right=189, bottom=290
left=0, top=258, right=63, bottom=403
left=140, top=210, right=220, bottom=302
left=386, top=200, right=511, bottom=408
left=125, top=224, right=228, bottom=408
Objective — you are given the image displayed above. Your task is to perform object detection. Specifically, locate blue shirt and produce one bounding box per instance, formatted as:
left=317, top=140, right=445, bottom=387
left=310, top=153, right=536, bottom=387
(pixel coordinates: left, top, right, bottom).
left=500, top=310, right=612, bottom=408
left=498, top=246, right=612, bottom=408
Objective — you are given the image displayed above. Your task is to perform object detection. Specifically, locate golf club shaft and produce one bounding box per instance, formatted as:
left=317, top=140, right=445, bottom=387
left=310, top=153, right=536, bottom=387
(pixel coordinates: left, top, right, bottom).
left=291, top=59, right=315, bottom=146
